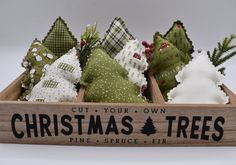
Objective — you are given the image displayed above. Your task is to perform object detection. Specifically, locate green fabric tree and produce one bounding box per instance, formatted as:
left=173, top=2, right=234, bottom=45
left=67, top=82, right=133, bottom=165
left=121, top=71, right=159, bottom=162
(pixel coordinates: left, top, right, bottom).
left=164, top=20, right=193, bottom=60
left=42, top=17, right=77, bottom=57
left=150, top=33, right=186, bottom=100
left=80, top=48, right=147, bottom=103
left=20, top=39, right=57, bottom=100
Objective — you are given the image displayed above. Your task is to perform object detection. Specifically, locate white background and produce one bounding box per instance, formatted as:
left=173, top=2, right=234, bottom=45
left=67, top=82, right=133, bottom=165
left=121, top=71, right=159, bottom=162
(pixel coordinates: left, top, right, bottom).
left=0, top=0, right=236, bottom=164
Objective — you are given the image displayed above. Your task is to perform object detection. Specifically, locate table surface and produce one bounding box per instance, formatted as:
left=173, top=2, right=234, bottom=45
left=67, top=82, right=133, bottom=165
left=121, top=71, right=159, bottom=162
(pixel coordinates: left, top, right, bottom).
left=0, top=144, right=236, bottom=165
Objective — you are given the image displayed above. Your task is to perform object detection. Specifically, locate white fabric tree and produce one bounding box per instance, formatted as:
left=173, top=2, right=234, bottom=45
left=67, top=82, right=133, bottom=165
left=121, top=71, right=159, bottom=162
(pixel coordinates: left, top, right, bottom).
left=28, top=47, right=82, bottom=102
left=114, top=40, right=148, bottom=89
left=167, top=51, right=229, bottom=104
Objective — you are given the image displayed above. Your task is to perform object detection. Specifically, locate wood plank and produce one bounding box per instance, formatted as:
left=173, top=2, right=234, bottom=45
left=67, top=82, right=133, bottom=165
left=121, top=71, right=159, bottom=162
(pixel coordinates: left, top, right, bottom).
left=76, top=87, right=85, bottom=102
left=148, top=73, right=165, bottom=104
left=0, top=73, right=24, bottom=101
left=0, top=102, right=235, bottom=146
left=222, top=84, right=236, bottom=104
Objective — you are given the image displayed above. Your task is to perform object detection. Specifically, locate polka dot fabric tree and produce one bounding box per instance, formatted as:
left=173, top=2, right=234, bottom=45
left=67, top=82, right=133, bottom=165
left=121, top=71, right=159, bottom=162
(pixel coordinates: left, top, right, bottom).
left=80, top=48, right=147, bottom=103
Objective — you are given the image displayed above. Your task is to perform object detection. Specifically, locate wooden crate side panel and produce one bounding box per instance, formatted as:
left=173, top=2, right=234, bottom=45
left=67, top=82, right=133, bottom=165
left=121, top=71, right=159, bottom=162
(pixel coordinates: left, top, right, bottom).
left=148, top=73, right=165, bottom=104
left=76, top=73, right=163, bottom=104
left=222, top=85, right=236, bottom=104
left=0, top=102, right=235, bottom=146
left=1, top=73, right=236, bottom=106
left=0, top=73, right=24, bottom=101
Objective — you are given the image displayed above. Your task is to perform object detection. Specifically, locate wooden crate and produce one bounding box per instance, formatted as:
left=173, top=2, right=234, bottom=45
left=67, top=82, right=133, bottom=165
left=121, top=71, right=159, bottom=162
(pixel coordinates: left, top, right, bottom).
left=0, top=73, right=236, bottom=146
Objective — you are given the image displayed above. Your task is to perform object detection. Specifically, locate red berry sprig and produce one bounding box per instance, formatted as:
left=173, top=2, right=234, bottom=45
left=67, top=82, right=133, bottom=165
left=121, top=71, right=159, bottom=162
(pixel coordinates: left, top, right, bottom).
left=80, top=39, right=86, bottom=47
left=142, top=41, right=154, bottom=61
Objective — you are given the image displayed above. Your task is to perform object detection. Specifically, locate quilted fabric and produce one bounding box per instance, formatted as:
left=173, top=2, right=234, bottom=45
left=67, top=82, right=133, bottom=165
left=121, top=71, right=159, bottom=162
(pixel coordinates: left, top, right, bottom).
left=80, top=48, right=147, bottom=103
left=20, top=39, right=57, bottom=100
left=42, top=17, right=77, bottom=57
left=101, top=17, right=134, bottom=58
left=28, top=47, right=82, bottom=102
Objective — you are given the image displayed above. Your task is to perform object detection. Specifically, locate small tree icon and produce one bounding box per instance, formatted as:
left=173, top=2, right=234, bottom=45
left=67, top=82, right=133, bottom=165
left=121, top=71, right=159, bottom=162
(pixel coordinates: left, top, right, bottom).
left=141, top=117, right=157, bottom=136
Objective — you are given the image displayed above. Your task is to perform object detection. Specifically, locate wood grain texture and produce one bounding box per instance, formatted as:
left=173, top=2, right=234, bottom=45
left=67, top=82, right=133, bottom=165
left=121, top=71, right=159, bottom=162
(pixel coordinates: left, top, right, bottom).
left=0, top=73, right=236, bottom=146
left=222, top=84, right=236, bottom=104
left=76, top=87, right=85, bottom=102
left=0, top=73, right=24, bottom=101
left=148, top=73, right=165, bottom=104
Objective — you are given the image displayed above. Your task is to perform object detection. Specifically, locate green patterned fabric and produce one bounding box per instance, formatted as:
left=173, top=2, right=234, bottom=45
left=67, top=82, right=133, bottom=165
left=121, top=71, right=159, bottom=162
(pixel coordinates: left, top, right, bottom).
left=150, top=33, right=186, bottom=100
left=101, top=17, right=134, bottom=58
left=27, top=47, right=81, bottom=102
left=164, top=20, right=194, bottom=58
left=80, top=48, right=147, bottom=103
left=42, top=17, right=77, bottom=57
left=20, top=39, right=57, bottom=100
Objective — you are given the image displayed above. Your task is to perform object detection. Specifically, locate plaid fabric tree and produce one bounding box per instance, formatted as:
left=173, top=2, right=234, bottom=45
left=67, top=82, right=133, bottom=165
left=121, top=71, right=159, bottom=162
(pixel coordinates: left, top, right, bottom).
left=101, top=17, right=134, bottom=58
left=42, top=17, right=77, bottom=57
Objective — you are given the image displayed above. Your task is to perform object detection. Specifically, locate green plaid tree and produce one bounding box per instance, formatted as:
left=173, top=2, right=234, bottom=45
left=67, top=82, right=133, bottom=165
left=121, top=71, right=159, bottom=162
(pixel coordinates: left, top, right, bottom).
left=101, top=17, right=134, bottom=58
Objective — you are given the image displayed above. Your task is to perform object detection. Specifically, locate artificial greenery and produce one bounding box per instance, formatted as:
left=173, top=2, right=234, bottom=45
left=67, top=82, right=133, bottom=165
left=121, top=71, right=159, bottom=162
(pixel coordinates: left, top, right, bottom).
left=77, top=23, right=100, bottom=69
left=207, top=34, right=236, bottom=75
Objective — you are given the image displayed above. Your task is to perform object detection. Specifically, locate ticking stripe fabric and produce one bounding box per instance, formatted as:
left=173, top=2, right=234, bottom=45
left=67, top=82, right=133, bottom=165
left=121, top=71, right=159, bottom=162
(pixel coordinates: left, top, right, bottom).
left=101, top=17, right=134, bottom=58
left=42, top=17, right=77, bottom=57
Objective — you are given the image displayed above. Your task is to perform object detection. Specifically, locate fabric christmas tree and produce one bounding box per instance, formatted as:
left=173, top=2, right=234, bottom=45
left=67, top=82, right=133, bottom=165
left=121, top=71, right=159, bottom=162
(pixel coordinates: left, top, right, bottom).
left=165, top=20, right=194, bottom=58
left=27, top=47, right=82, bottom=102
left=80, top=48, right=147, bottom=103
left=101, top=17, right=134, bottom=58
left=114, top=39, right=148, bottom=89
left=42, top=17, right=77, bottom=57
left=150, top=33, right=187, bottom=99
left=20, top=39, right=57, bottom=100
left=140, top=117, right=157, bottom=136
left=167, top=52, right=229, bottom=104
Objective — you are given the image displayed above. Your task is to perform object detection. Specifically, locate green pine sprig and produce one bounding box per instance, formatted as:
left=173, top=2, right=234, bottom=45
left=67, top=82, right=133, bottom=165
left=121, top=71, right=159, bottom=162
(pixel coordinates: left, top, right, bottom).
left=77, top=23, right=100, bottom=69
left=207, top=34, right=236, bottom=75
